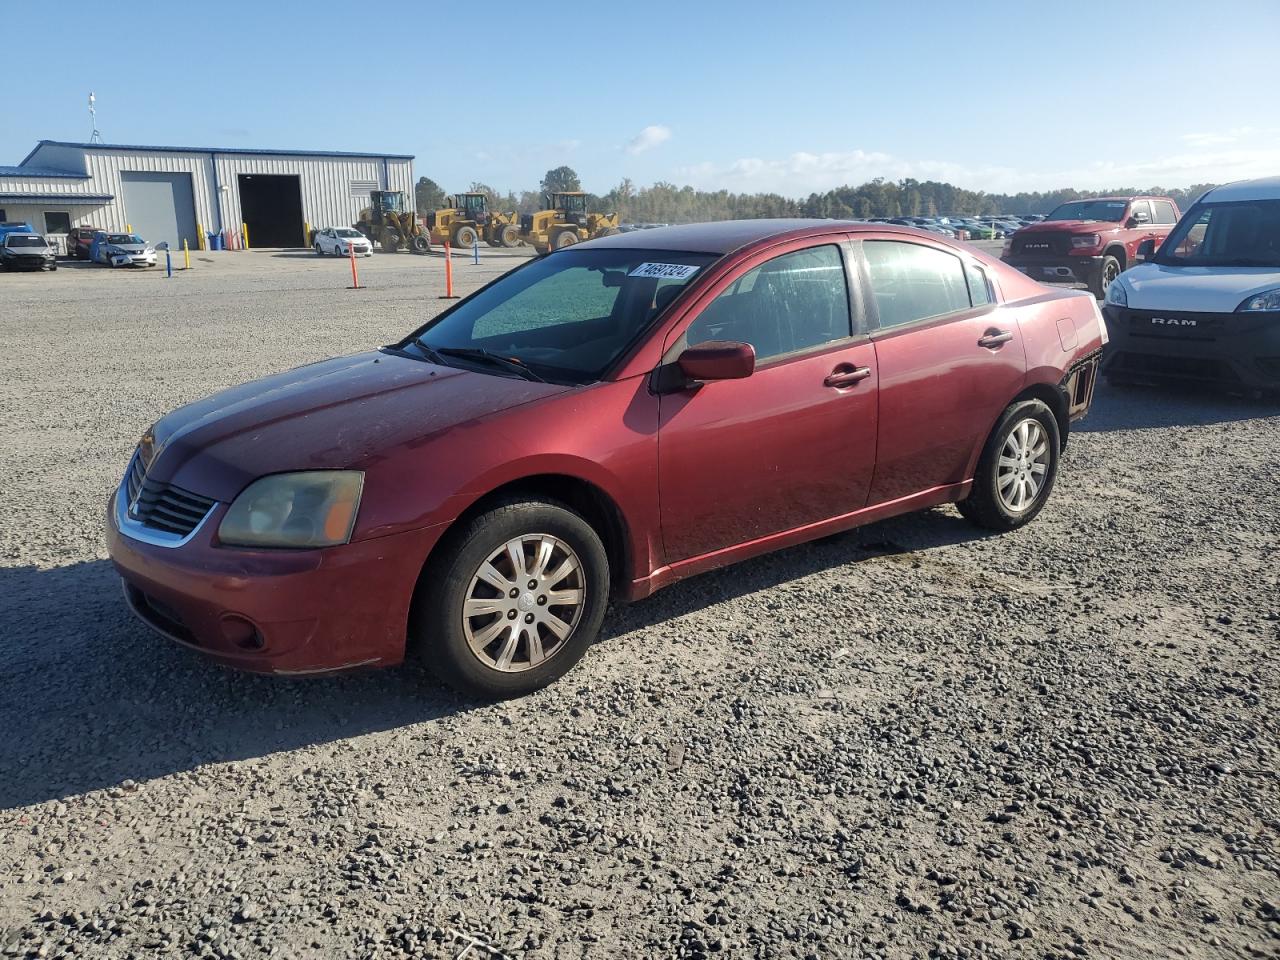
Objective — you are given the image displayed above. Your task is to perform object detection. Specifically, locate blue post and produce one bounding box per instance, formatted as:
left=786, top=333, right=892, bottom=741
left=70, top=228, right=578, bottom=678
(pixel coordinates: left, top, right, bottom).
left=472, top=239, right=479, bottom=265
left=165, top=250, right=172, bottom=278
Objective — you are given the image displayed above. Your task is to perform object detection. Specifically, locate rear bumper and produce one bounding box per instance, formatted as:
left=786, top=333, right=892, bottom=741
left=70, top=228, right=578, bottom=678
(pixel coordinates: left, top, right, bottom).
left=106, top=488, right=447, bottom=675
left=1102, top=306, right=1280, bottom=390
left=1003, top=254, right=1101, bottom=286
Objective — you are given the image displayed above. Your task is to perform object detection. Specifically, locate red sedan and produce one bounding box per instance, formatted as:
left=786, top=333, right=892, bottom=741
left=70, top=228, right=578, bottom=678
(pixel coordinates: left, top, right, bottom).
left=107, top=220, right=1105, bottom=697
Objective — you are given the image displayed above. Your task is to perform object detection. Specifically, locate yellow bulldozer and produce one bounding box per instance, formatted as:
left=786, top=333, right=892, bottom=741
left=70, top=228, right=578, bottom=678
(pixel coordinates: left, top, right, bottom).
left=426, top=193, right=520, bottom=249
left=518, top=191, right=620, bottom=254
left=354, top=191, right=430, bottom=253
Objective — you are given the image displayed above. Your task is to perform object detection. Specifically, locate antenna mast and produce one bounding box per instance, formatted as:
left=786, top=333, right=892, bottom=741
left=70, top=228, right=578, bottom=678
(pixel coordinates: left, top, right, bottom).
left=88, top=92, right=102, bottom=143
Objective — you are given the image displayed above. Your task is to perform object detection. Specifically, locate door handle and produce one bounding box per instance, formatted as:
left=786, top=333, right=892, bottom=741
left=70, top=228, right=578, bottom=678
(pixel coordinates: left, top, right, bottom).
left=824, top=365, right=872, bottom=388
left=977, top=329, right=1013, bottom=349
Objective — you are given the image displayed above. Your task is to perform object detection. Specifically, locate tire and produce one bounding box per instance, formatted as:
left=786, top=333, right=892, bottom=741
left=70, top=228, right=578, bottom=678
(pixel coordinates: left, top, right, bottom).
left=499, top=224, right=519, bottom=248
left=314, top=243, right=324, bottom=256
left=411, top=498, right=610, bottom=699
left=957, top=399, right=1061, bottom=531
left=381, top=229, right=400, bottom=253
left=410, top=235, right=430, bottom=254
left=1090, top=254, right=1121, bottom=300
left=453, top=225, right=479, bottom=248
left=551, top=229, right=579, bottom=250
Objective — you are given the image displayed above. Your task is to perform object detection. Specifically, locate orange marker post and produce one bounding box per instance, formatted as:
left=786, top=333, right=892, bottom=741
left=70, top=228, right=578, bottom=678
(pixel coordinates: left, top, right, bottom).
left=440, top=241, right=458, bottom=299
left=347, top=240, right=361, bottom=290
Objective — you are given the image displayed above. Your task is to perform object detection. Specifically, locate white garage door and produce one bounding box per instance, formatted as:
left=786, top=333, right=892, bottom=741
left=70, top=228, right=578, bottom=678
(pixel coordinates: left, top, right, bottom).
left=119, top=172, right=198, bottom=250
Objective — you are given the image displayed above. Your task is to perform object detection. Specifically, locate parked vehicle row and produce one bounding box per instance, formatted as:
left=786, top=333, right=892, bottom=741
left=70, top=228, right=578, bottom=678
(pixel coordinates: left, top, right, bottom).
left=858, top=214, right=1046, bottom=241
left=0, top=223, right=159, bottom=274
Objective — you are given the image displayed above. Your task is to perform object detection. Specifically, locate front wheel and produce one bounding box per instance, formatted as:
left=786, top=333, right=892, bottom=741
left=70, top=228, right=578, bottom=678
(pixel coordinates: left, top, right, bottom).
left=957, top=399, right=1060, bottom=531
left=411, top=499, right=610, bottom=698
left=499, top=224, right=519, bottom=248
left=1090, top=254, right=1121, bottom=300
left=314, top=243, right=324, bottom=256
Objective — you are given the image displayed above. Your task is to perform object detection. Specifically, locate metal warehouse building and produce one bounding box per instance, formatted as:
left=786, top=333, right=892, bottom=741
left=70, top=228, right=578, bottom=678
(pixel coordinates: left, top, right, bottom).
left=0, top=140, right=415, bottom=251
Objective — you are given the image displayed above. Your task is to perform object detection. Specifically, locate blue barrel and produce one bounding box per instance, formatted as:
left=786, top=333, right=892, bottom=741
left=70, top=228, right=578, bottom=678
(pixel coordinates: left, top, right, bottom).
left=208, top=233, right=223, bottom=251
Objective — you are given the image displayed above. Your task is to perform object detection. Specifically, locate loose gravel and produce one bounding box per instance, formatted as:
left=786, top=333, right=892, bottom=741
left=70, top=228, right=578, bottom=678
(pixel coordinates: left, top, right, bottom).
left=1, top=250, right=1277, bottom=959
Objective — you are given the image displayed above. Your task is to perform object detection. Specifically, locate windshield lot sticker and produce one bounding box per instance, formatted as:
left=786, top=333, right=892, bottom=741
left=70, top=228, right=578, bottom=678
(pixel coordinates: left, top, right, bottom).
left=629, top=262, right=700, bottom=280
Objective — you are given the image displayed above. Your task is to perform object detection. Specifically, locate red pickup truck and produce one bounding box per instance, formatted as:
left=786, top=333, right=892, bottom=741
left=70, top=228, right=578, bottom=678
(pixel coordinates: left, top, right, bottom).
left=1002, top=196, right=1180, bottom=298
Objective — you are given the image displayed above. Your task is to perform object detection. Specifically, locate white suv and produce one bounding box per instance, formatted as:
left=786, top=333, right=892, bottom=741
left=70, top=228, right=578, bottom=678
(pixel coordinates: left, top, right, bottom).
left=1102, top=177, right=1280, bottom=392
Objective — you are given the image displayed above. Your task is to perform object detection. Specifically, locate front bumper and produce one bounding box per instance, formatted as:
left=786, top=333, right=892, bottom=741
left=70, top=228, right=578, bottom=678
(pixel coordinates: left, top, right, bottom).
left=340, top=246, right=373, bottom=257
left=106, top=486, right=446, bottom=675
left=110, top=252, right=156, bottom=267
left=2, top=254, right=56, bottom=270
left=1003, top=254, right=1101, bottom=287
left=1102, top=306, right=1280, bottom=390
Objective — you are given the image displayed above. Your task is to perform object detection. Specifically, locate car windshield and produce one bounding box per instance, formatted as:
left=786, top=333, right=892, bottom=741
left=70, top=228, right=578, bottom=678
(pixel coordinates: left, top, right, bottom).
left=334, top=228, right=362, bottom=238
left=1155, top=198, right=1280, bottom=267
left=107, top=234, right=141, bottom=244
left=1045, top=200, right=1128, bottom=222
left=398, top=248, right=719, bottom=382
left=7, top=236, right=47, bottom=248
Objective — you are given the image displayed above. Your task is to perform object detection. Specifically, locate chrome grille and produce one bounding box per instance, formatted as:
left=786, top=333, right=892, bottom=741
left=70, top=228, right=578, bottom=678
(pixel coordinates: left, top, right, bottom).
left=124, top=455, right=216, bottom=537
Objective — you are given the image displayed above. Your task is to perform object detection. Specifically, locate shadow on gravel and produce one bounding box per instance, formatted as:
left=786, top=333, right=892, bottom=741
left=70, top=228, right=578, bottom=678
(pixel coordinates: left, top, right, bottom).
left=0, top=561, right=475, bottom=811
left=1080, top=381, right=1279, bottom=433
left=0, top=508, right=982, bottom=810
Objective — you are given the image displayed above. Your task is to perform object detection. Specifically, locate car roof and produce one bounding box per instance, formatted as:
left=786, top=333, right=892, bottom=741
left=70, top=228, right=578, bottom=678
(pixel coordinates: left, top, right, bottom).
left=580, top=218, right=981, bottom=256
left=1201, top=177, right=1280, bottom=202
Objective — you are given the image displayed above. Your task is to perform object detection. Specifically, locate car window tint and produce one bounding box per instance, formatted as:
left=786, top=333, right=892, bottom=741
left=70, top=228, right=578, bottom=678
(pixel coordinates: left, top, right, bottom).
left=685, top=245, right=851, bottom=363
left=965, top=263, right=993, bottom=307
left=472, top=265, right=620, bottom=340
left=1152, top=201, right=1178, bottom=225
left=863, top=240, right=971, bottom=329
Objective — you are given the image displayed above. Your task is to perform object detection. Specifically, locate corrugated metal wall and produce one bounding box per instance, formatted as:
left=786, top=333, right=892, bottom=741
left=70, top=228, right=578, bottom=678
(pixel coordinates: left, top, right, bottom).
left=1, top=145, right=416, bottom=246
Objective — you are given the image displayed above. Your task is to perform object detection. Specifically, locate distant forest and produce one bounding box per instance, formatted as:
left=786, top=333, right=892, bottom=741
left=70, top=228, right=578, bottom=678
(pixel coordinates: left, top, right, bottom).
left=415, top=166, right=1214, bottom=224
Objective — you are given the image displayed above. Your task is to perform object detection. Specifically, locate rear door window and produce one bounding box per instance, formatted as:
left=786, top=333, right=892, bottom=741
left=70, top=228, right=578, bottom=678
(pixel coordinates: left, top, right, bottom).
left=863, top=240, right=972, bottom=329
left=1151, top=200, right=1178, bottom=224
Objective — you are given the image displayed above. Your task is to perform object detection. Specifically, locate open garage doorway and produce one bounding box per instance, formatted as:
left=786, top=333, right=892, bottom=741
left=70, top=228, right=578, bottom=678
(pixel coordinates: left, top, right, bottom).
left=236, top=174, right=303, bottom=247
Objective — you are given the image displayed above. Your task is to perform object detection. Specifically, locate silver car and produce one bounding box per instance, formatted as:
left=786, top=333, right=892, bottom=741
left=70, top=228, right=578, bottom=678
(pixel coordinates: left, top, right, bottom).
left=92, top=232, right=157, bottom=268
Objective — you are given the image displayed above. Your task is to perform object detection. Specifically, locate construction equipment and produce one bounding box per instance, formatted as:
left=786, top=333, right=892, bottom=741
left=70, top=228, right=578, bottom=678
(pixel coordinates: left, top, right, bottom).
left=427, top=193, right=521, bottom=249
left=354, top=191, right=430, bottom=253
left=518, top=192, right=620, bottom=255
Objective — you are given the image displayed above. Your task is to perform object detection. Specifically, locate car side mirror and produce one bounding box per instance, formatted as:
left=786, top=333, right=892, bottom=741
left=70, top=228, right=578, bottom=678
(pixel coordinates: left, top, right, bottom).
left=677, top=340, right=756, bottom=382
left=1127, top=213, right=1150, bottom=228
left=1136, top=238, right=1156, bottom=261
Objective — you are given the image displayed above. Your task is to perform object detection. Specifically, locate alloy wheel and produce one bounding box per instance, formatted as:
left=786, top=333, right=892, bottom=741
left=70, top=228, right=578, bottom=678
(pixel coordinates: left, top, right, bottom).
left=461, top=534, right=585, bottom=673
left=997, top=418, right=1050, bottom=513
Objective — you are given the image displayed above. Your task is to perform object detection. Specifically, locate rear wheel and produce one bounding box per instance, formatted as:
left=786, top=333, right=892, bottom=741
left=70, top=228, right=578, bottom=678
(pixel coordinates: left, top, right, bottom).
left=1090, top=254, right=1121, bottom=299
left=411, top=499, right=610, bottom=698
left=453, top=225, right=479, bottom=248
left=957, top=399, right=1060, bottom=531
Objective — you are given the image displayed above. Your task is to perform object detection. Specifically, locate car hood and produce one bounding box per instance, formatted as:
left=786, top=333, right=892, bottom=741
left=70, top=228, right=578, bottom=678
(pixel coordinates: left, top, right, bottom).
left=1117, top=263, right=1280, bottom=312
left=144, top=350, right=571, bottom=501
left=111, top=243, right=150, bottom=252
left=1016, top=219, right=1120, bottom=236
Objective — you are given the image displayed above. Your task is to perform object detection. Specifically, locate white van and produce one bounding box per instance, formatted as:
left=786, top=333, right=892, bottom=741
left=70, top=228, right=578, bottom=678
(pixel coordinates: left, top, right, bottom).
left=1102, top=177, right=1280, bottom=391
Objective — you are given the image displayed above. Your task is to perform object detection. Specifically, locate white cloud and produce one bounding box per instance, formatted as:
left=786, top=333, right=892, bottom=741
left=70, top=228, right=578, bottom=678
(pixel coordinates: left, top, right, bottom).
left=676, top=135, right=1280, bottom=195
left=625, top=125, right=672, bottom=155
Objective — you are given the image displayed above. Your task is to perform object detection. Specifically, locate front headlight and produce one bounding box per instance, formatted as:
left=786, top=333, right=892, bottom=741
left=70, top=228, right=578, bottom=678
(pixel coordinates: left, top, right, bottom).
left=218, top=471, right=364, bottom=548
left=1071, top=234, right=1102, bottom=249
left=1237, top=288, right=1280, bottom=312
left=1106, top=278, right=1128, bottom=307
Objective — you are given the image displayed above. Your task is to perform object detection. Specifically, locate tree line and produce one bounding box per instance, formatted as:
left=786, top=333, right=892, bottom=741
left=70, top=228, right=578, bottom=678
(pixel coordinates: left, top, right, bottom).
left=415, top=167, right=1215, bottom=223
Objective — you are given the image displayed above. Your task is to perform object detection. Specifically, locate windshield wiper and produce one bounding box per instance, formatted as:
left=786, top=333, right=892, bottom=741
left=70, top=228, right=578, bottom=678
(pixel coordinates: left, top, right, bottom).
left=409, top=336, right=446, bottom=365
left=436, top=346, right=546, bottom=382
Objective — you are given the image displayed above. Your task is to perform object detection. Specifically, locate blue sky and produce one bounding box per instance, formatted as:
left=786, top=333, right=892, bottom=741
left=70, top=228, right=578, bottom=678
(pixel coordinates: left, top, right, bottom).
left=6, top=0, right=1278, bottom=197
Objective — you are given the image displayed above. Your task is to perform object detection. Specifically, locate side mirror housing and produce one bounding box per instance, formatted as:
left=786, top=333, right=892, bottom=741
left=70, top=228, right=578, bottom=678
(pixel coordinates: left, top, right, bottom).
left=677, top=340, right=756, bottom=382
left=1136, top=238, right=1156, bottom=261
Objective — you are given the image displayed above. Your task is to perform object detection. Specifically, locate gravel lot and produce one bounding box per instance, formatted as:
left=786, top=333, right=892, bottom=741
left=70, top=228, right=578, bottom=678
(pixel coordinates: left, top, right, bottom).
left=1, top=249, right=1277, bottom=959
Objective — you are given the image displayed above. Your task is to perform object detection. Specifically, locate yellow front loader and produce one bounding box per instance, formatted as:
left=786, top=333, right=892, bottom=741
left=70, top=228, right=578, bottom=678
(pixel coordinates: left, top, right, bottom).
left=518, top=192, right=620, bottom=255
left=427, top=193, right=521, bottom=249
